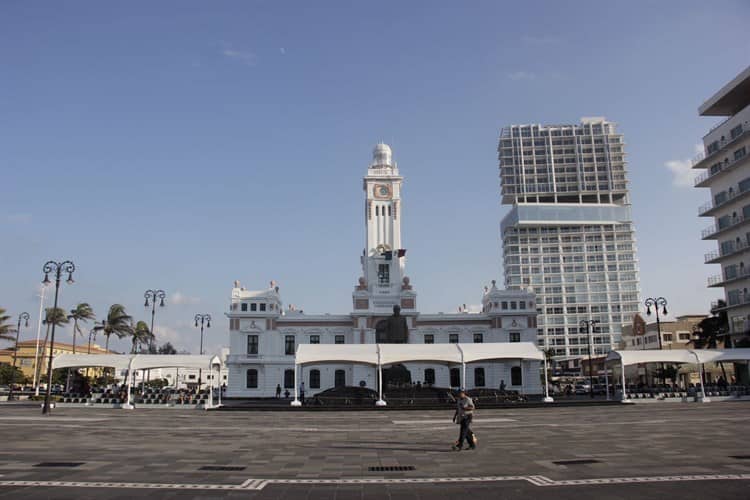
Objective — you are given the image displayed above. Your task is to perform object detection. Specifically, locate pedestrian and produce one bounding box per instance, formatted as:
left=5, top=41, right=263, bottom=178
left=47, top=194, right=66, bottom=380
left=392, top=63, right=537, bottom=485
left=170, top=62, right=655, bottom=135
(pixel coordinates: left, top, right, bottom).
left=300, top=382, right=306, bottom=404
left=499, top=379, right=506, bottom=392
left=451, top=389, right=476, bottom=451
left=276, top=384, right=282, bottom=399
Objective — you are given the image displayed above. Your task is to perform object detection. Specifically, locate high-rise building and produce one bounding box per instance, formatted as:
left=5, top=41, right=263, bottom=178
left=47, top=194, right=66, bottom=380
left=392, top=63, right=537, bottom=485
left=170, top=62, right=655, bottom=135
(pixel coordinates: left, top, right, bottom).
left=498, top=118, right=641, bottom=359
left=695, top=65, right=750, bottom=344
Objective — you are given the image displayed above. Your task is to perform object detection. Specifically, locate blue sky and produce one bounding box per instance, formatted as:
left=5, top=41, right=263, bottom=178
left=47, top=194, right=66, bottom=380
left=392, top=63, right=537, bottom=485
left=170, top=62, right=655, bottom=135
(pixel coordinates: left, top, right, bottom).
left=2, top=1, right=749, bottom=355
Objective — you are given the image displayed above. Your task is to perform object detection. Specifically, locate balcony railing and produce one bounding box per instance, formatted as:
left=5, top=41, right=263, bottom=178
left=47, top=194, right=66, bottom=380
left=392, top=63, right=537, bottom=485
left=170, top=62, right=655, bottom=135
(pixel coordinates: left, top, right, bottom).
left=702, top=214, right=747, bottom=239
left=707, top=269, right=750, bottom=287
left=698, top=182, right=750, bottom=216
left=705, top=239, right=750, bottom=263
left=694, top=144, right=749, bottom=187
left=693, top=125, right=749, bottom=169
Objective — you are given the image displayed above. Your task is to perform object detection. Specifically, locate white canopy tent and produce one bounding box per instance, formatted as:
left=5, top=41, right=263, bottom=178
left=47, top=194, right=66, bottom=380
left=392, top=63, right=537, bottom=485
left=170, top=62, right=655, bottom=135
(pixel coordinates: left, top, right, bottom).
left=605, top=348, right=750, bottom=402
left=291, top=342, right=550, bottom=406
left=52, top=353, right=223, bottom=409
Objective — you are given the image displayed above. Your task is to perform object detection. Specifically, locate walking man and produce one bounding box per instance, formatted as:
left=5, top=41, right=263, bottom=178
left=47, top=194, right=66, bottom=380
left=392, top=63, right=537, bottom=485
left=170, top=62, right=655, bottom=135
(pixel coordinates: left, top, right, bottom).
left=452, top=390, right=476, bottom=451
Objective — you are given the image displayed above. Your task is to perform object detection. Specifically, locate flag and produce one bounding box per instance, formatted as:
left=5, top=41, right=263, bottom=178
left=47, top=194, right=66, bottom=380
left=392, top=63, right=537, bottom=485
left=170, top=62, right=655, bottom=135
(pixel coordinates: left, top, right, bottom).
left=397, top=249, right=407, bottom=257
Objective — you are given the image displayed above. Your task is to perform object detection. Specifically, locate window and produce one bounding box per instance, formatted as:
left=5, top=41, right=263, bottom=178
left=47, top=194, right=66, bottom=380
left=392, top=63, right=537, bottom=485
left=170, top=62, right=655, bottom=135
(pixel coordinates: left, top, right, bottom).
left=511, top=301, right=517, bottom=310
left=335, top=369, right=346, bottom=388
left=678, top=333, right=691, bottom=341
left=310, top=335, right=320, bottom=344
left=474, top=367, right=485, bottom=387
left=449, top=334, right=459, bottom=344
left=241, top=303, right=248, bottom=312
left=509, top=332, right=521, bottom=342
left=285, top=335, right=295, bottom=355
left=501, top=301, right=508, bottom=310
left=310, top=369, right=320, bottom=389
left=378, top=263, right=390, bottom=285
left=335, top=335, right=345, bottom=344
left=424, top=334, right=434, bottom=344
left=246, top=369, right=258, bottom=388
left=424, top=368, right=435, bottom=385
left=511, top=366, right=522, bottom=386
left=473, top=333, right=483, bottom=343
left=247, top=335, right=258, bottom=355
left=250, top=303, right=257, bottom=311
left=260, top=303, right=266, bottom=311
left=284, top=369, right=294, bottom=389
left=188, top=374, right=196, bottom=380
left=450, top=368, right=461, bottom=388
left=663, top=333, right=673, bottom=342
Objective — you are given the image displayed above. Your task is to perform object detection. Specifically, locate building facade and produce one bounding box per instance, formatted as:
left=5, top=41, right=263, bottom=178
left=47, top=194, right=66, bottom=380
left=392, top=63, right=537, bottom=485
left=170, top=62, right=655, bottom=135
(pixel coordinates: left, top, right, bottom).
left=498, top=118, right=641, bottom=359
left=695, top=66, right=750, bottom=344
left=0, top=340, right=116, bottom=382
left=225, top=144, right=542, bottom=398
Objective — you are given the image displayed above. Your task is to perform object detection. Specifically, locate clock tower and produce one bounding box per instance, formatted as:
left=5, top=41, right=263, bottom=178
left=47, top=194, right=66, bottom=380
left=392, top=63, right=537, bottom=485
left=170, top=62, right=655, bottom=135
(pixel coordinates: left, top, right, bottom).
left=353, top=143, right=415, bottom=315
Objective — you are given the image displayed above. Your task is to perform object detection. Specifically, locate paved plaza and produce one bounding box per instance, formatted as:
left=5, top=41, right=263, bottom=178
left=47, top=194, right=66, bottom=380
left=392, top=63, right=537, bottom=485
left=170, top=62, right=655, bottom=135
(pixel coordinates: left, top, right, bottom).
left=0, top=402, right=748, bottom=499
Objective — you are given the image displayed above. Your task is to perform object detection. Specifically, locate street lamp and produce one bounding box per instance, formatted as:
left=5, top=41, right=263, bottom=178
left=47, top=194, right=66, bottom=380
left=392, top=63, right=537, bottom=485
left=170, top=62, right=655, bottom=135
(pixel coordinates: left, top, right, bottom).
left=144, top=290, right=166, bottom=352
left=580, top=319, right=600, bottom=399
left=41, top=260, right=75, bottom=414
left=645, top=296, right=668, bottom=385
left=194, top=314, right=211, bottom=388
left=8, top=312, right=30, bottom=401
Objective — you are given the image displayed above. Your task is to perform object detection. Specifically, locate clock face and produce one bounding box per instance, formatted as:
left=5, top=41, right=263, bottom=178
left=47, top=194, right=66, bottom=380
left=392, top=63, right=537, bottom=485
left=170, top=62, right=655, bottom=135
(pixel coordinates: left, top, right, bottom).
left=374, top=184, right=392, bottom=199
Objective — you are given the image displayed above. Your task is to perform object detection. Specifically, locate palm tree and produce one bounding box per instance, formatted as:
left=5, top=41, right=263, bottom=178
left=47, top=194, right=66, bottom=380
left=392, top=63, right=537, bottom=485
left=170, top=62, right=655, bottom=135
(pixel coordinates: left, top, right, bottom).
left=131, top=321, right=153, bottom=353
left=0, top=307, right=16, bottom=342
left=68, top=303, right=95, bottom=355
left=97, top=304, right=133, bottom=351
left=36, top=308, right=69, bottom=384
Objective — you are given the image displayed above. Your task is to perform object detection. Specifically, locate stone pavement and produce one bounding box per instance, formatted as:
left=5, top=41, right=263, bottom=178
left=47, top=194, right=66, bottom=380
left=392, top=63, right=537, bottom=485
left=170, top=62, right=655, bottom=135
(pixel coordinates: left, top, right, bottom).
left=0, top=402, right=748, bottom=499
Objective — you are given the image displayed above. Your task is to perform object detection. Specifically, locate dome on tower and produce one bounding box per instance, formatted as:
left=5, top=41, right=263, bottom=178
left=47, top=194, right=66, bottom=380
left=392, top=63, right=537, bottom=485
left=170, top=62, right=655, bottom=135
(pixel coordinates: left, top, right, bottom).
left=372, top=143, right=393, bottom=166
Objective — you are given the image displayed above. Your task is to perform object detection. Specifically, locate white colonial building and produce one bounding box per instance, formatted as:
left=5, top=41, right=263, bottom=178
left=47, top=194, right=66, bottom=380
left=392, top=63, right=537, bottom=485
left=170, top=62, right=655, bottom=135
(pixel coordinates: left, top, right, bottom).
left=225, top=144, right=541, bottom=397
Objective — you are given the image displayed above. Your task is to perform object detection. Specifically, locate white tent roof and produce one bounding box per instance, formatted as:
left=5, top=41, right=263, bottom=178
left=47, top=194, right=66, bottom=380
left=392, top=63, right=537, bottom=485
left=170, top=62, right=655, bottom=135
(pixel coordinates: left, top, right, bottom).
left=52, top=354, right=132, bottom=371
left=606, top=348, right=750, bottom=367
left=460, top=342, right=543, bottom=363
left=295, top=342, right=545, bottom=366
left=52, top=353, right=222, bottom=371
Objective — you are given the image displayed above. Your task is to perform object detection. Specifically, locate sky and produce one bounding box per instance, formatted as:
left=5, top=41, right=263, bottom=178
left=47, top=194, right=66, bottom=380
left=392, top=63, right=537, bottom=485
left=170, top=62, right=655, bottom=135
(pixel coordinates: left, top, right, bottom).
left=2, top=1, right=749, bottom=355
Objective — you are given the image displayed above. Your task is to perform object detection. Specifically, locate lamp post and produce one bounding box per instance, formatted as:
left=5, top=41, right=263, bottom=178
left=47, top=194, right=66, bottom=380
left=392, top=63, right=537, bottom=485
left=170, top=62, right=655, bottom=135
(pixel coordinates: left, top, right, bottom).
left=41, top=260, right=75, bottom=414
left=194, top=314, right=211, bottom=388
left=645, top=296, right=668, bottom=385
left=580, top=319, right=600, bottom=398
left=32, top=284, right=49, bottom=396
left=8, top=312, right=31, bottom=401
left=144, top=290, right=166, bottom=352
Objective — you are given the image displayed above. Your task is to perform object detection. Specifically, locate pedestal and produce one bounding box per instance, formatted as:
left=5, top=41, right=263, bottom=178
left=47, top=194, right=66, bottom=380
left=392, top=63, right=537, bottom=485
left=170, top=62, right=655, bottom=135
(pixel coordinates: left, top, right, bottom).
left=290, top=399, right=302, bottom=407
left=543, top=396, right=554, bottom=403
left=375, top=399, right=387, bottom=407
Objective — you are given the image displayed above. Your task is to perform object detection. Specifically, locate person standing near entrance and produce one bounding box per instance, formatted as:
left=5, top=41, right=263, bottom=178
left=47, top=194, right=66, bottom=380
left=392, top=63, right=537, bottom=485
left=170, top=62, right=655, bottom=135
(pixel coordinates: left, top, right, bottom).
left=276, top=384, right=282, bottom=399
left=452, top=390, right=476, bottom=451
left=300, top=382, right=306, bottom=404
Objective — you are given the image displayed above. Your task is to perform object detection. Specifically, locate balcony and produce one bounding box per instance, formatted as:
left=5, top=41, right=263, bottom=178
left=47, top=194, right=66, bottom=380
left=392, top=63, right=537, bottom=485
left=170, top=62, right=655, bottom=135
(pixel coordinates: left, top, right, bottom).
left=707, top=269, right=750, bottom=288
left=694, top=146, right=749, bottom=187
left=701, top=214, right=747, bottom=239
left=698, top=182, right=750, bottom=216
left=705, top=239, right=750, bottom=263
left=692, top=125, right=750, bottom=170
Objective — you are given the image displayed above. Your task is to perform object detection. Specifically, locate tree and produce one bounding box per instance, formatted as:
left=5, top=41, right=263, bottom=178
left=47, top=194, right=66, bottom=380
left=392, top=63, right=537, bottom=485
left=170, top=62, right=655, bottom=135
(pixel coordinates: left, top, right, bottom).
left=67, top=303, right=95, bottom=354
left=0, top=363, right=27, bottom=385
left=694, top=300, right=729, bottom=349
left=97, top=304, right=134, bottom=351
left=158, top=342, right=177, bottom=354
left=36, top=308, right=69, bottom=383
left=0, top=307, right=16, bottom=342
left=131, top=321, right=153, bottom=353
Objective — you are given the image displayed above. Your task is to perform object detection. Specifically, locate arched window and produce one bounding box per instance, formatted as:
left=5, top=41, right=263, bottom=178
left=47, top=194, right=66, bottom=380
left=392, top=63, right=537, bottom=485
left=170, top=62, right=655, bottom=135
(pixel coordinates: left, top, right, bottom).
left=474, top=367, right=485, bottom=387
left=284, top=369, right=294, bottom=389
left=310, top=369, right=321, bottom=389
left=246, top=369, right=258, bottom=389
left=511, top=366, right=522, bottom=386
left=450, top=368, right=461, bottom=388
left=335, top=369, right=346, bottom=388
left=376, top=206, right=380, bottom=216
left=388, top=205, right=392, bottom=216
left=424, top=368, right=435, bottom=385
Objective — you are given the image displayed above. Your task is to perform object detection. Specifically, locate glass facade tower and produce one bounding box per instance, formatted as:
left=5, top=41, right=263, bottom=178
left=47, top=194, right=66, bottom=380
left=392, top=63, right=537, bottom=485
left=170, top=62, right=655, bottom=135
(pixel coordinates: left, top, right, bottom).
left=498, top=117, right=641, bottom=358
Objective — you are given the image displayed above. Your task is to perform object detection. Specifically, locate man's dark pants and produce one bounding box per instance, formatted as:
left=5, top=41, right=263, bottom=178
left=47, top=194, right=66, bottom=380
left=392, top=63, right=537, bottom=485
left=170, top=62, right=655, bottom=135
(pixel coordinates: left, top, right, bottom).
left=457, top=415, right=474, bottom=448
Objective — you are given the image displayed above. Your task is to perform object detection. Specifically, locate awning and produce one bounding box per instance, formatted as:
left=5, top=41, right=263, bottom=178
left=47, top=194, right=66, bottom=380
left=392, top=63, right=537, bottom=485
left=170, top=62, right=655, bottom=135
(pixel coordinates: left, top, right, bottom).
left=605, top=348, right=750, bottom=367
left=295, top=342, right=544, bottom=366
left=52, top=354, right=132, bottom=371
left=52, top=353, right=222, bottom=371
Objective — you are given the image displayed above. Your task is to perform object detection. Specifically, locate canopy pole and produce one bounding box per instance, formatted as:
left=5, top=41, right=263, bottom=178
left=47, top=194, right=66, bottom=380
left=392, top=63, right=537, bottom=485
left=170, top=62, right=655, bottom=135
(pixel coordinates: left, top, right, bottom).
left=604, top=362, right=610, bottom=400
left=620, top=359, right=630, bottom=403
left=375, top=345, right=386, bottom=406
left=218, top=365, right=223, bottom=407
left=543, top=355, right=553, bottom=403
left=291, top=363, right=301, bottom=406
left=698, top=363, right=711, bottom=403
left=207, top=363, right=214, bottom=410
left=520, top=359, right=525, bottom=399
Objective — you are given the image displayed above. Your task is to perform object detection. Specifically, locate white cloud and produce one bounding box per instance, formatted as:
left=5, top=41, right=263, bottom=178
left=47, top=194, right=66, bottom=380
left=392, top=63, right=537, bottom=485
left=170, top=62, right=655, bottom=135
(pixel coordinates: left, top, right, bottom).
left=664, top=144, right=703, bottom=187
left=279, top=47, right=286, bottom=55
left=507, top=71, right=535, bottom=81
left=222, top=48, right=257, bottom=66
left=170, top=291, right=200, bottom=306
left=5, top=213, right=32, bottom=224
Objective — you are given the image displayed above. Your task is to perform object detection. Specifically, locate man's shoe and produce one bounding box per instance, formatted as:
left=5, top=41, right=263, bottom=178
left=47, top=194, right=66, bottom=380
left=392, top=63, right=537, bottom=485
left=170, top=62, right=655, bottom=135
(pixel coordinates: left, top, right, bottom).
left=468, top=446, right=476, bottom=450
